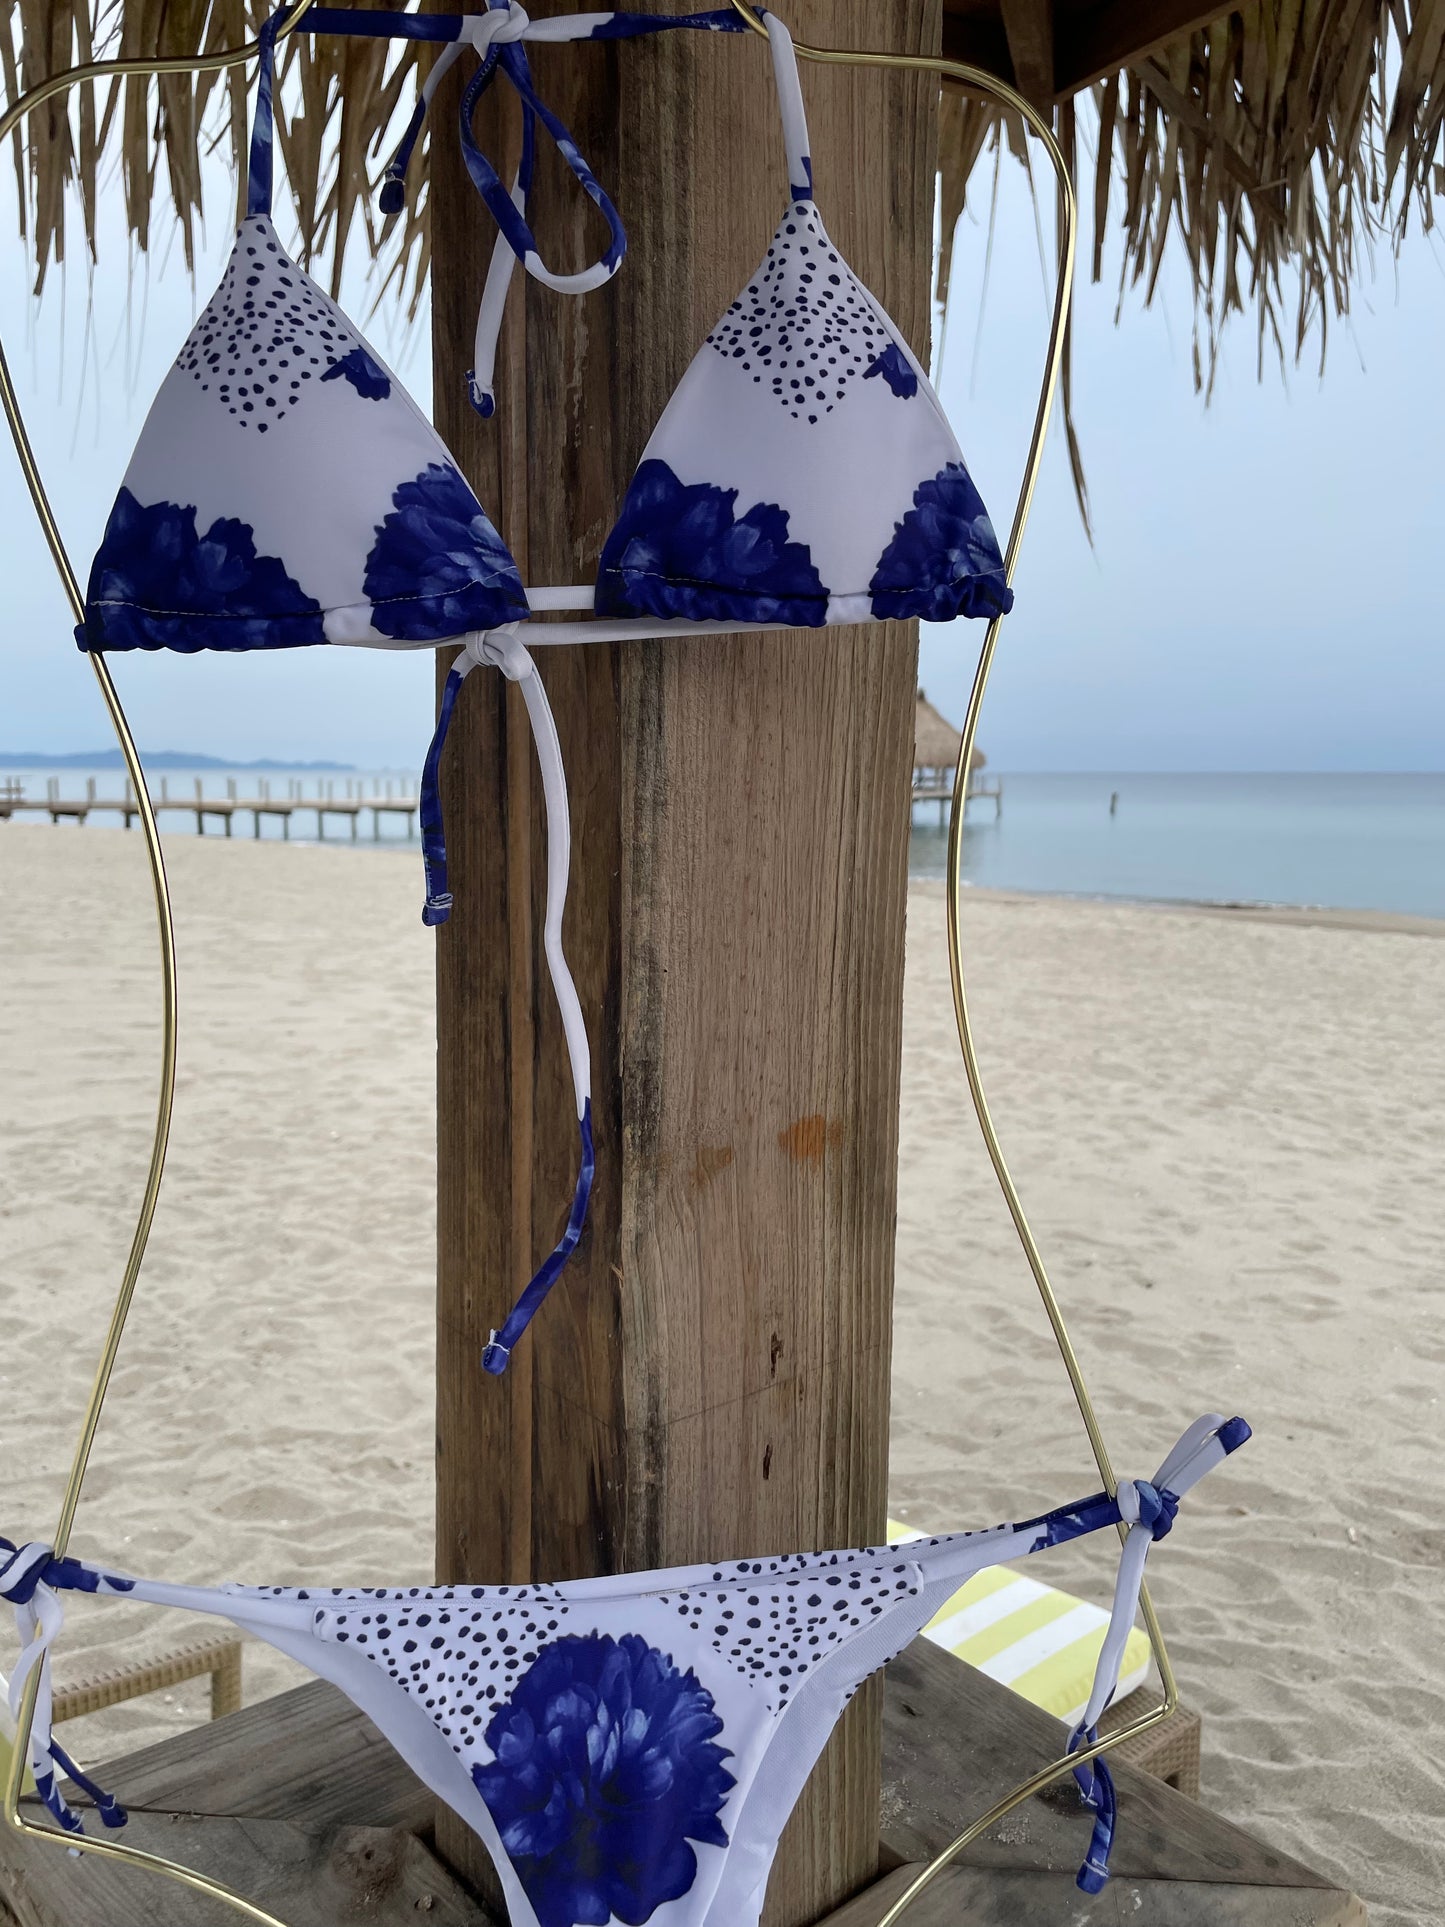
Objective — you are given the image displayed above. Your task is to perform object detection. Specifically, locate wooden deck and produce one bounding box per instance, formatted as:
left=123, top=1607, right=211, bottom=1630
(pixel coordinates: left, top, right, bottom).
left=0, top=1637, right=1364, bottom=1927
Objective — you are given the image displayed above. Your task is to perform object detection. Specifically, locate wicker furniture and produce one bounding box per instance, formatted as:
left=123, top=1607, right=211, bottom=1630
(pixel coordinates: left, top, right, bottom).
left=50, top=1633, right=243, bottom=1726
left=1098, top=1688, right=1202, bottom=1798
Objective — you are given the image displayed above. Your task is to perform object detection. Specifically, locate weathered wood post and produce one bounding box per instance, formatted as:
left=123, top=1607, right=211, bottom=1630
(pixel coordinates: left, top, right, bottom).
left=433, top=7, right=939, bottom=1921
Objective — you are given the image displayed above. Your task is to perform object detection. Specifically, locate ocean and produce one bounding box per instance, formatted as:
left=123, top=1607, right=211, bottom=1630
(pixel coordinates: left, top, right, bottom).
left=913, top=772, right=1445, bottom=920
left=4, top=766, right=1442, bottom=920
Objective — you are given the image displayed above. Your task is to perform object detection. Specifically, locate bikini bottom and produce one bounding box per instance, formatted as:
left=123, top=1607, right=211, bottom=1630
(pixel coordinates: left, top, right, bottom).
left=2, top=1412, right=1248, bottom=1927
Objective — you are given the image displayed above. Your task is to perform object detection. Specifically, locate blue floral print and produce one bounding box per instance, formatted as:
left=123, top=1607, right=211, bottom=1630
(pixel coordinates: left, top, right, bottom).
left=596, top=459, right=827, bottom=625
left=869, top=462, right=1013, bottom=622
left=362, top=461, right=529, bottom=641
left=472, top=1632, right=734, bottom=1927
left=863, top=342, right=918, bottom=399
left=320, top=345, right=392, bottom=400
left=79, top=488, right=324, bottom=652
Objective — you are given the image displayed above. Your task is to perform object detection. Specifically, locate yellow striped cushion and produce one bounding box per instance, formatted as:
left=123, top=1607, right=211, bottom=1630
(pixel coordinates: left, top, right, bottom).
left=888, top=1520, right=1151, bottom=1726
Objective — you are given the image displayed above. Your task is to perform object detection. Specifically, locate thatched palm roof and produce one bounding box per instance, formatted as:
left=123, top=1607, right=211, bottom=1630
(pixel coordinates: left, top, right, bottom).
left=937, top=2, right=1444, bottom=400
left=5, top=2, right=1440, bottom=391
left=915, top=690, right=984, bottom=772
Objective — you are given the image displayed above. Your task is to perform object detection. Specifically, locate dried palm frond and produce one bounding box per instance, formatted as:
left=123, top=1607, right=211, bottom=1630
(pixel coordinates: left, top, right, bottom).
left=1, top=0, right=432, bottom=308
left=5, top=1, right=1442, bottom=393
left=939, top=1, right=1442, bottom=404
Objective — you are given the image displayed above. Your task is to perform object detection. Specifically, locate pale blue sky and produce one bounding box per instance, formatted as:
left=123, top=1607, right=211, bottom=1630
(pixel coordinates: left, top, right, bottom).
left=1, top=151, right=1440, bottom=770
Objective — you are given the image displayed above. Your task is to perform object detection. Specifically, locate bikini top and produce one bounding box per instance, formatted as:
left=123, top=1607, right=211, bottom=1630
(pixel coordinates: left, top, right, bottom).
left=70, top=2, right=1015, bottom=1377
left=77, top=2, right=1012, bottom=667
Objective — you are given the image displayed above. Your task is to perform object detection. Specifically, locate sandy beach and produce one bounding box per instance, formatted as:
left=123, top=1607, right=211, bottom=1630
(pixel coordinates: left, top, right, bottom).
left=1, top=826, right=1441, bottom=1925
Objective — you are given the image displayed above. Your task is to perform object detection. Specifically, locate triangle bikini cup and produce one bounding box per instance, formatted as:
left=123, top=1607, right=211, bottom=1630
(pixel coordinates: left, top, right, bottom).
left=76, top=1, right=1015, bottom=1372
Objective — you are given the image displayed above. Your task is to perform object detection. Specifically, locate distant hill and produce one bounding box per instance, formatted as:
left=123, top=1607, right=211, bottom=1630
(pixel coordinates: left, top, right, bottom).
left=0, top=750, right=356, bottom=771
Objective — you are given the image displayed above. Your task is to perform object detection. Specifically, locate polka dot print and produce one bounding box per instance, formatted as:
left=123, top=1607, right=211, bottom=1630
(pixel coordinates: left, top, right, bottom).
left=319, top=1584, right=570, bottom=1755
left=272, top=1549, right=927, bottom=1777
left=656, top=1560, right=921, bottom=1705
left=706, top=204, right=889, bottom=425
left=177, top=216, right=356, bottom=433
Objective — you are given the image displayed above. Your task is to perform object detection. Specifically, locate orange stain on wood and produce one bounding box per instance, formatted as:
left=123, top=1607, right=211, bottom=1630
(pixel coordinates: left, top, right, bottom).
left=778, top=1115, right=845, bottom=1163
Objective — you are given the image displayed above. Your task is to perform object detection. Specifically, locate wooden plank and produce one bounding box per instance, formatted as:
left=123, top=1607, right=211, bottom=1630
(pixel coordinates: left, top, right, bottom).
left=0, top=1684, right=489, bottom=1927
left=0, top=1814, right=490, bottom=1927
left=54, top=1679, right=434, bottom=1834
left=940, top=1, right=1236, bottom=100
left=821, top=1863, right=1370, bottom=1926
left=1055, top=0, right=1237, bottom=96
left=881, top=1638, right=1357, bottom=1893
left=429, top=6, right=939, bottom=1924
left=999, top=0, right=1055, bottom=109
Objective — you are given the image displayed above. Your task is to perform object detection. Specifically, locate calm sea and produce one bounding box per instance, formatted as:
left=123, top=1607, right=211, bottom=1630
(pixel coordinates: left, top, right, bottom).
left=912, top=772, right=1445, bottom=920
left=5, top=767, right=1442, bottom=920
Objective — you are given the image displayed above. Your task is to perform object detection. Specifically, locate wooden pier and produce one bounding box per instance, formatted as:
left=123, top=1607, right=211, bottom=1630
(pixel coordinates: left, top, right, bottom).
left=912, top=775, right=1004, bottom=822
left=0, top=777, right=418, bottom=840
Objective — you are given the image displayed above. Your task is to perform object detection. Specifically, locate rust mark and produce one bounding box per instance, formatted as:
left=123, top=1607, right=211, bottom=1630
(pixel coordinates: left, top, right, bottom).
left=689, top=1143, right=735, bottom=1193
left=777, top=1114, right=845, bottom=1163
left=762, top=1442, right=773, bottom=1482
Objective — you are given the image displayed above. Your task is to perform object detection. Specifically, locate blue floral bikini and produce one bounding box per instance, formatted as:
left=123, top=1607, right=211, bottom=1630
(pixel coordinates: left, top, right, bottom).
left=3, top=1417, right=1251, bottom=1926
left=12, top=20, right=1256, bottom=1922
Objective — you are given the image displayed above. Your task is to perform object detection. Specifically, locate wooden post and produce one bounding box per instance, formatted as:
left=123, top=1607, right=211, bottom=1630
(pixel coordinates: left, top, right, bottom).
left=434, top=8, right=938, bottom=1922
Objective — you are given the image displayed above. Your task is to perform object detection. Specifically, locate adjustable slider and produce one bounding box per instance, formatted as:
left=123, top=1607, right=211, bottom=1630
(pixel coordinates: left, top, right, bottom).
left=1077, top=1849, right=1112, bottom=1897
left=422, top=892, right=454, bottom=928
left=467, top=369, right=497, bottom=419
left=481, top=1331, right=511, bottom=1375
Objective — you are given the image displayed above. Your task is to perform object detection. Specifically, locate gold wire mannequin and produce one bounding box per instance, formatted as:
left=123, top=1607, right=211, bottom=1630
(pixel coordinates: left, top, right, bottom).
left=0, top=5, right=1177, bottom=1922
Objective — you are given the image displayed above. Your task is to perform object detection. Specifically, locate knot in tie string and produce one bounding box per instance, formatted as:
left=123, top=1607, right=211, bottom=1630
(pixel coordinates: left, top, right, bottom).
left=465, top=2, right=531, bottom=52
left=1, top=1539, right=128, bottom=1837
left=1118, top=1478, right=1179, bottom=1541
left=0, top=1540, right=56, bottom=1605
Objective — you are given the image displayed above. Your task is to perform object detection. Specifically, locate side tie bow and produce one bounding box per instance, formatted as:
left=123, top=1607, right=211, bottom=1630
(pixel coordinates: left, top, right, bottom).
left=1, top=1539, right=127, bottom=1838
left=1063, top=1414, right=1252, bottom=1894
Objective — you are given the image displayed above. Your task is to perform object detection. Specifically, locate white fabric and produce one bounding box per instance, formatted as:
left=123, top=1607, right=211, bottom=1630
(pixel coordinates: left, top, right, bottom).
left=477, top=630, right=592, bottom=1118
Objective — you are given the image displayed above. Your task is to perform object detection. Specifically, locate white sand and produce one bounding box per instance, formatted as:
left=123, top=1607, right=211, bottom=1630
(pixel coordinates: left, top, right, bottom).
left=2, top=827, right=1441, bottom=1924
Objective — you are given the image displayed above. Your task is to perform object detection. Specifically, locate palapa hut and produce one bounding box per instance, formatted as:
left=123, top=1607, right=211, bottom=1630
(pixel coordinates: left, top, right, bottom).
left=914, top=687, right=984, bottom=776
left=915, top=689, right=997, bottom=818
left=0, top=7, right=1394, bottom=1926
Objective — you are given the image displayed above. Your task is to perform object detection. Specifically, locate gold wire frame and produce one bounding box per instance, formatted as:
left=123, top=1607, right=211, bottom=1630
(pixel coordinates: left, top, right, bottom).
left=0, top=5, right=1177, bottom=1922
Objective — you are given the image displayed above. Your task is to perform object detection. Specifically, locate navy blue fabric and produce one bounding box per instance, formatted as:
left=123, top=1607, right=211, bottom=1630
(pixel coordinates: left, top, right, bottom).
left=46, top=1738, right=128, bottom=1830
left=482, top=1102, right=595, bottom=1374
left=246, top=12, right=281, bottom=217
left=79, top=490, right=327, bottom=654
left=0, top=1539, right=50, bottom=1605
left=1070, top=1738, right=1118, bottom=1895
left=419, top=662, right=467, bottom=927
left=596, top=459, right=828, bottom=626
left=1131, top=1478, right=1180, bottom=1541
left=869, top=462, right=1014, bottom=623
left=471, top=1627, right=733, bottom=1927
left=1012, top=1488, right=1121, bottom=1550
left=582, top=7, right=747, bottom=36
left=458, top=40, right=626, bottom=282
